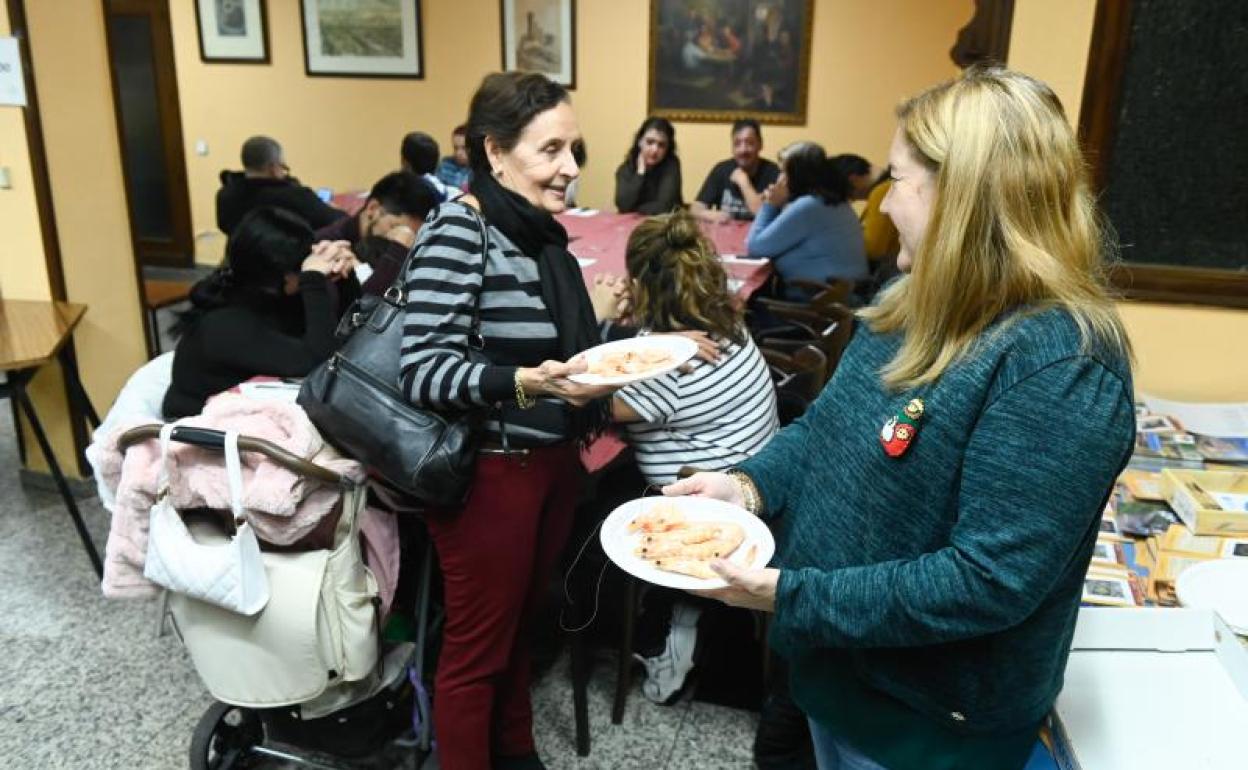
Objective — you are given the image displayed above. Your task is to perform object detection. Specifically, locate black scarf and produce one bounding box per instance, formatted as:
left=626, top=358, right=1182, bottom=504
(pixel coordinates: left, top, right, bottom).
left=471, top=172, right=609, bottom=442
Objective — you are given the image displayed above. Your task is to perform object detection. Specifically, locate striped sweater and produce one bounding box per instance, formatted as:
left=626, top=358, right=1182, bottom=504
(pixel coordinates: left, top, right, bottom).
left=399, top=201, right=573, bottom=445
left=619, top=333, right=779, bottom=484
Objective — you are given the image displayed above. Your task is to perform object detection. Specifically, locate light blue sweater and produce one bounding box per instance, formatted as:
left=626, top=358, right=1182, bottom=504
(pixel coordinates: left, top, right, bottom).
left=746, top=196, right=868, bottom=288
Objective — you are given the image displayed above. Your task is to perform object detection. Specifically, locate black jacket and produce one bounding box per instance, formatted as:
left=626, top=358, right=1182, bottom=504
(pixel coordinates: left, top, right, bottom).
left=215, top=170, right=347, bottom=235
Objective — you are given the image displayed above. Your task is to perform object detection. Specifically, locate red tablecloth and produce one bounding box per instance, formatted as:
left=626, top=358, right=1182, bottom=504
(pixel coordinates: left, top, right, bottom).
left=556, top=211, right=771, bottom=300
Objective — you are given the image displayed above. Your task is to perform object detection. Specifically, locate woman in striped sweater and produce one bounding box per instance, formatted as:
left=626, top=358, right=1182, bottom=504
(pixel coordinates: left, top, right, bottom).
left=399, top=72, right=616, bottom=770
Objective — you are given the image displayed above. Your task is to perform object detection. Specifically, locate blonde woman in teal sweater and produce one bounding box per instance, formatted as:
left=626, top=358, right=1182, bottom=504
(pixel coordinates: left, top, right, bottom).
left=666, top=67, right=1136, bottom=770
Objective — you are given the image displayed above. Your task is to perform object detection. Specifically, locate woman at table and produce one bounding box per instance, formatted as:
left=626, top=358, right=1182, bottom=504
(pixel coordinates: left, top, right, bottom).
left=666, top=67, right=1137, bottom=770
left=614, top=116, right=683, bottom=215
left=162, top=206, right=354, bottom=419
left=398, top=71, right=616, bottom=770
left=746, top=141, right=867, bottom=299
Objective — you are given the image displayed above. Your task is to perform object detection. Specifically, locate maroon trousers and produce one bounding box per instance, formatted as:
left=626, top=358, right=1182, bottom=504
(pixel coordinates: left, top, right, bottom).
left=427, top=445, right=580, bottom=770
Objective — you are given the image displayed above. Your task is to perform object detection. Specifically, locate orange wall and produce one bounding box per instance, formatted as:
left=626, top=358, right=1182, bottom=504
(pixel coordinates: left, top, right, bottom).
left=15, top=0, right=148, bottom=475
left=170, top=0, right=972, bottom=264
left=1009, top=0, right=1248, bottom=402
left=0, top=4, right=50, bottom=301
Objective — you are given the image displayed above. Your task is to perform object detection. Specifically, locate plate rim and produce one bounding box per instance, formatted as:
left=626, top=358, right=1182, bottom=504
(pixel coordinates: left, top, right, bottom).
left=568, top=335, right=699, bottom=386
left=599, top=495, right=775, bottom=590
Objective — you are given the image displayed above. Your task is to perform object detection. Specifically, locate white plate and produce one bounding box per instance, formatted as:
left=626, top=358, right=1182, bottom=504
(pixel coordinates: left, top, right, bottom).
left=599, top=496, right=775, bottom=590
left=568, top=336, right=698, bottom=386
left=1176, top=558, right=1248, bottom=634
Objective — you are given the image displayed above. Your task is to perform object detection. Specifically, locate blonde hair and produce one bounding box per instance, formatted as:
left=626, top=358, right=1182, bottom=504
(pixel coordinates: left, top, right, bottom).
left=859, top=66, right=1131, bottom=390
left=625, top=210, right=745, bottom=345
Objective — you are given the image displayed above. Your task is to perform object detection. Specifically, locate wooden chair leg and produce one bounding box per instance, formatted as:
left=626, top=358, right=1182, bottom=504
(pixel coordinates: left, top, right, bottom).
left=612, top=576, right=638, bottom=724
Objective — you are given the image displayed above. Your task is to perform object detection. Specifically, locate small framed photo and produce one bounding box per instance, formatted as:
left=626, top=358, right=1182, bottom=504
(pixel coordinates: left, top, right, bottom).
left=1091, top=540, right=1126, bottom=568
left=195, top=0, right=269, bottom=64
left=1082, top=574, right=1140, bottom=607
left=1137, top=415, right=1178, bottom=433
left=301, top=0, right=424, bottom=79
left=501, top=0, right=576, bottom=87
left=1099, top=517, right=1120, bottom=536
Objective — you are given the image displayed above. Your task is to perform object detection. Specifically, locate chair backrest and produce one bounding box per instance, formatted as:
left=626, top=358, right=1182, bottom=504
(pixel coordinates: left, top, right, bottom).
left=763, top=344, right=828, bottom=424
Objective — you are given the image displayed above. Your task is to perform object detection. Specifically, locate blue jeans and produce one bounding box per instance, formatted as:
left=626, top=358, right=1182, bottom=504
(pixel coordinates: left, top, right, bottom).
left=809, top=719, right=889, bottom=770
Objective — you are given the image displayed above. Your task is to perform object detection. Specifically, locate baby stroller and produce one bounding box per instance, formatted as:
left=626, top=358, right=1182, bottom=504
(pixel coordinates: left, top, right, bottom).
left=118, top=424, right=441, bottom=770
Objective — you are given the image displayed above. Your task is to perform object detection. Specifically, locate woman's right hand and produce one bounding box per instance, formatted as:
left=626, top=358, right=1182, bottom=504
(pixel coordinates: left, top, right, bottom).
left=662, top=472, right=743, bottom=507
left=518, top=358, right=619, bottom=407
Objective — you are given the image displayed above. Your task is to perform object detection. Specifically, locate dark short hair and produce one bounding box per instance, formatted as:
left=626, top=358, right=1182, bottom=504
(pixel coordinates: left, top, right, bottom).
left=368, top=171, right=438, bottom=218
left=831, top=153, right=872, bottom=179
left=626, top=116, right=677, bottom=169
left=465, top=71, right=570, bottom=176
left=731, top=119, right=762, bottom=142
left=451, top=124, right=467, bottom=138
left=401, top=132, right=440, bottom=175
left=241, top=135, right=282, bottom=172
left=227, top=207, right=314, bottom=290
left=784, top=142, right=849, bottom=205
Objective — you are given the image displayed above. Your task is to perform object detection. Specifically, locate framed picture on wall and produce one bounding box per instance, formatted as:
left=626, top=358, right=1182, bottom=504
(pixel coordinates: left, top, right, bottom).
left=195, top=0, right=269, bottom=64
left=648, top=0, right=813, bottom=124
left=300, top=0, right=424, bottom=79
left=500, top=0, right=576, bottom=88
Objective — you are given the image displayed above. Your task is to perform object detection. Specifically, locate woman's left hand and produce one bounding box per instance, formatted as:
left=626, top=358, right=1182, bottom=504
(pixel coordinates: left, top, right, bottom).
left=690, top=561, right=779, bottom=613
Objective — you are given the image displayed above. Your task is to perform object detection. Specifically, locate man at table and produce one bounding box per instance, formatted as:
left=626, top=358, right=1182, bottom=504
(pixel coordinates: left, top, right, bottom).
left=435, top=124, right=473, bottom=191
left=401, top=130, right=462, bottom=203
left=691, top=119, right=781, bottom=223
left=314, top=171, right=437, bottom=296
left=216, top=135, right=346, bottom=236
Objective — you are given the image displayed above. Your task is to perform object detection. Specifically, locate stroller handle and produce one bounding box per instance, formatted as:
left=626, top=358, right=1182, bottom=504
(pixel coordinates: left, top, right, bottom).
left=118, top=424, right=348, bottom=485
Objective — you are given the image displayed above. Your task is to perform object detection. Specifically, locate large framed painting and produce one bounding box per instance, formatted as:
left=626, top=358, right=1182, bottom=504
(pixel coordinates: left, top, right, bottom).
left=300, top=0, right=424, bottom=79
left=195, top=0, right=269, bottom=64
left=648, top=0, right=813, bottom=124
left=500, top=0, right=576, bottom=88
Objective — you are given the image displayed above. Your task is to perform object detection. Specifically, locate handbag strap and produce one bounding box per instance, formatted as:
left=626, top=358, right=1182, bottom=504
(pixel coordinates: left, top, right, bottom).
left=223, top=431, right=248, bottom=527
left=386, top=201, right=489, bottom=345
left=156, top=423, right=176, bottom=496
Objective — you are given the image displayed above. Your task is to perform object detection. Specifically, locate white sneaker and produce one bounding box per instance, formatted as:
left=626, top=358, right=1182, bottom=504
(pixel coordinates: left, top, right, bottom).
left=636, top=603, right=701, bottom=704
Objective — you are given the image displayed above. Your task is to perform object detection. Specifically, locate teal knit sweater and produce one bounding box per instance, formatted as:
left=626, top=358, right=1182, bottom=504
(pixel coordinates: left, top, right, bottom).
left=739, top=306, right=1135, bottom=751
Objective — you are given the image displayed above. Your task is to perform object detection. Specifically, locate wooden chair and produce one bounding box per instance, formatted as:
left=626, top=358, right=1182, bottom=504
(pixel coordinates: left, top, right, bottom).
left=754, top=301, right=855, bottom=381
left=141, top=278, right=192, bottom=356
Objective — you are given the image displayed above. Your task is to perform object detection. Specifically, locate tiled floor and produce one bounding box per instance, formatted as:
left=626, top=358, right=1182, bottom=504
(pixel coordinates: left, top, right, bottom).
left=0, top=410, right=758, bottom=769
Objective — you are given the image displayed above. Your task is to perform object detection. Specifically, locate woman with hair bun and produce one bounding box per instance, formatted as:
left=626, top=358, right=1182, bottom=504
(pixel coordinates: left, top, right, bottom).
left=668, top=67, right=1137, bottom=769
left=162, top=206, right=354, bottom=418
left=604, top=209, right=778, bottom=483
left=746, top=141, right=868, bottom=297
left=591, top=211, right=779, bottom=703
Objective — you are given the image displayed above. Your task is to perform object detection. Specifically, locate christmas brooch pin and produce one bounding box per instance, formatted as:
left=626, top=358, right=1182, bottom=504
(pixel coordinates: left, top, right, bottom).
left=880, top=398, right=925, bottom=458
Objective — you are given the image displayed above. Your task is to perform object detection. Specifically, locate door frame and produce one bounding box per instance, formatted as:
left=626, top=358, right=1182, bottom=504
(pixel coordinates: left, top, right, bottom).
left=102, top=0, right=194, bottom=268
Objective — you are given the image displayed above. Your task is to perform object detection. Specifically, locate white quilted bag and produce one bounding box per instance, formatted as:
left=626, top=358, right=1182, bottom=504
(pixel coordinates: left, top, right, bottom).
left=144, top=425, right=270, bottom=615
left=168, top=480, right=379, bottom=708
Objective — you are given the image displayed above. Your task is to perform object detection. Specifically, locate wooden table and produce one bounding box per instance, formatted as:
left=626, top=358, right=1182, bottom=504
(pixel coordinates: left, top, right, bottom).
left=0, top=300, right=103, bottom=576
left=142, top=279, right=193, bottom=355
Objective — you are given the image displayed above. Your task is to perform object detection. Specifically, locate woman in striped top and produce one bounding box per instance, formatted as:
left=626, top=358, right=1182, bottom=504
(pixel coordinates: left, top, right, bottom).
left=399, top=73, right=616, bottom=770
left=594, top=210, right=780, bottom=484
left=591, top=211, right=779, bottom=704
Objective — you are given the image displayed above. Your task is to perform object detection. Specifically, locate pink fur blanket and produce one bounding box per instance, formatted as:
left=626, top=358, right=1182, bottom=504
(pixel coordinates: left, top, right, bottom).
left=90, top=394, right=396, bottom=607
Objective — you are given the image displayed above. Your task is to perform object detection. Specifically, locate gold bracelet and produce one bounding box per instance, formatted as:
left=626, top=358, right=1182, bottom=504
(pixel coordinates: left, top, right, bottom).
left=727, top=469, right=761, bottom=516
left=514, top=369, right=535, bottom=410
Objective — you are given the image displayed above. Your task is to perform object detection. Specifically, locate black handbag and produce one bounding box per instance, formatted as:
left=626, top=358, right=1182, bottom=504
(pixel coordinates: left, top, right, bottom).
left=298, top=209, right=491, bottom=507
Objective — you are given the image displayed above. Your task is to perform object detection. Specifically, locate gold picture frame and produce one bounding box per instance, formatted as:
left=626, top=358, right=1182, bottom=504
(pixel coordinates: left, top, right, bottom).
left=647, top=0, right=813, bottom=124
